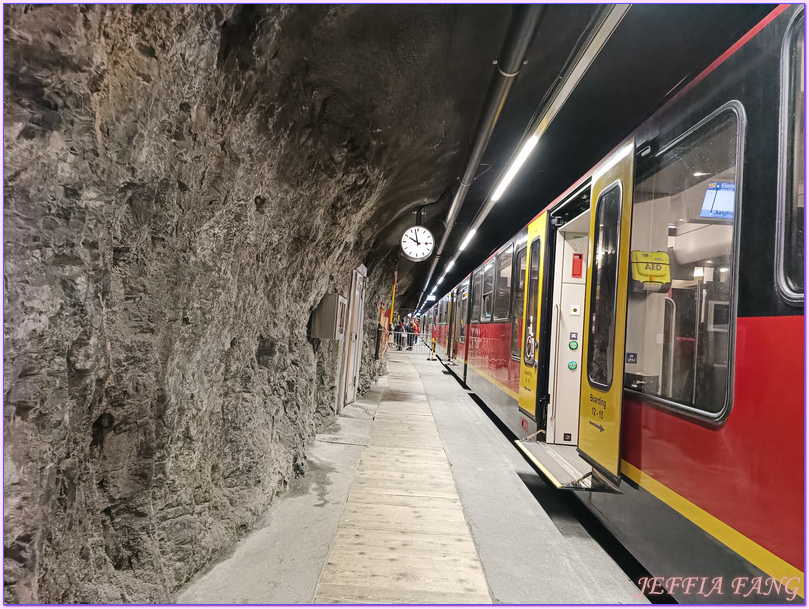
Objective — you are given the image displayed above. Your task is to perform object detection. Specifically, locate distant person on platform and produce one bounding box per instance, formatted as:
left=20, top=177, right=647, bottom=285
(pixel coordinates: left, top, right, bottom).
left=405, top=319, right=416, bottom=349
left=394, top=320, right=405, bottom=350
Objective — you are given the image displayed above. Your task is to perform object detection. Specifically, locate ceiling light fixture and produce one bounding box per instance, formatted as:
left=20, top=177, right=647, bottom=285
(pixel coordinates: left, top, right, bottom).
left=446, top=260, right=455, bottom=272
left=459, top=229, right=477, bottom=251
left=491, top=135, right=540, bottom=202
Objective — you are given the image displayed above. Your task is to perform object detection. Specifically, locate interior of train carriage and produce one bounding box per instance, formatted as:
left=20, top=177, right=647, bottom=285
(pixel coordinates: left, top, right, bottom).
left=519, top=104, right=756, bottom=489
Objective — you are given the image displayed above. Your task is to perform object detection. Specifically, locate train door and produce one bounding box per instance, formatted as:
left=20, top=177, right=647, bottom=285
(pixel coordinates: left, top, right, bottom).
left=577, top=140, right=635, bottom=483
left=447, top=288, right=457, bottom=360
left=517, top=213, right=548, bottom=433
left=460, top=282, right=469, bottom=377
left=546, top=210, right=590, bottom=445
left=344, top=265, right=368, bottom=408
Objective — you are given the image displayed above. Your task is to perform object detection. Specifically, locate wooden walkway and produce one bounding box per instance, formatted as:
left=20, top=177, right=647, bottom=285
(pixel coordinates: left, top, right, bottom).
left=314, top=357, right=492, bottom=604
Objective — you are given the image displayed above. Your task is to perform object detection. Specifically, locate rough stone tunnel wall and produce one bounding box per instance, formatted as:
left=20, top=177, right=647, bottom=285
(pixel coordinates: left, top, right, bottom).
left=3, top=4, right=509, bottom=603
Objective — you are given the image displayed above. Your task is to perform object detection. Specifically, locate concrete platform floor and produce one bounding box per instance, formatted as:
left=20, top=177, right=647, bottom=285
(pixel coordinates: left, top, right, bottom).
left=175, top=352, right=647, bottom=604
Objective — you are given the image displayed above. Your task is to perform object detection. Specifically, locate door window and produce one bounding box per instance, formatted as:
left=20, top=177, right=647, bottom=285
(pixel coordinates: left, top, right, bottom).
left=586, top=185, right=622, bottom=390
left=511, top=246, right=527, bottom=359
left=523, top=238, right=542, bottom=366
left=459, top=289, right=467, bottom=343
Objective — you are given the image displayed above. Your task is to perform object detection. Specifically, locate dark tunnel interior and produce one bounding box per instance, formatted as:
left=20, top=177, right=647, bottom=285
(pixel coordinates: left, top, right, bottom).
left=2, top=4, right=778, bottom=603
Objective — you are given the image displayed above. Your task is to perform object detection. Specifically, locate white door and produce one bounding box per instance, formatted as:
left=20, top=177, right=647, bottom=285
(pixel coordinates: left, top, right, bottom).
left=344, top=266, right=367, bottom=406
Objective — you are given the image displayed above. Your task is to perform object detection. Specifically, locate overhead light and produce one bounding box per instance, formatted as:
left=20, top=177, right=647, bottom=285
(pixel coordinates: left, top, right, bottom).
left=459, top=229, right=477, bottom=251
left=436, top=276, right=443, bottom=285
left=719, top=267, right=729, bottom=272
left=693, top=171, right=710, bottom=177
left=446, top=260, right=455, bottom=271
left=491, top=135, right=539, bottom=202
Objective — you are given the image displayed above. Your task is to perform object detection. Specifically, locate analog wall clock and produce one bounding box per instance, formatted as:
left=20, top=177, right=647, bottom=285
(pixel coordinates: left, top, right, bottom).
left=401, top=225, right=434, bottom=262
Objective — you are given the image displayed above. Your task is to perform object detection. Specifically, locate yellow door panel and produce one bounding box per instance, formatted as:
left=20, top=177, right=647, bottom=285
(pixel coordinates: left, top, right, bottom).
left=519, top=213, right=547, bottom=418
left=577, top=140, right=635, bottom=482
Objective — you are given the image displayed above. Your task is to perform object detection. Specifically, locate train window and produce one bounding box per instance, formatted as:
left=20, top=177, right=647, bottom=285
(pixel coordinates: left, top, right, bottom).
left=471, top=270, right=482, bottom=322
left=778, top=10, right=804, bottom=303
left=511, top=246, right=527, bottom=359
left=523, top=238, right=541, bottom=367
left=586, top=185, right=622, bottom=390
left=626, top=106, right=741, bottom=418
left=494, top=245, right=514, bottom=321
left=481, top=261, right=495, bottom=321
left=459, top=289, right=467, bottom=343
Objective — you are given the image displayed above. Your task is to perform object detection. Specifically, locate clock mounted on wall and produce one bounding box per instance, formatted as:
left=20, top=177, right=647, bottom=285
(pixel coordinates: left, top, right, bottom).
left=400, top=225, right=434, bottom=262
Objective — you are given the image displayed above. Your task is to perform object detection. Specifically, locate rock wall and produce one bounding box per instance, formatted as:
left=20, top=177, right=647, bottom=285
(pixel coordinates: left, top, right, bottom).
left=3, top=4, right=509, bottom=603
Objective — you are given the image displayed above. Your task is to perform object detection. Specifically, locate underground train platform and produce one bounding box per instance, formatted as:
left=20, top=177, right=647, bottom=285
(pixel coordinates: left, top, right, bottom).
left=176, top=351, right=647, bottom=605
left=4, top=3, right=804, bottom=606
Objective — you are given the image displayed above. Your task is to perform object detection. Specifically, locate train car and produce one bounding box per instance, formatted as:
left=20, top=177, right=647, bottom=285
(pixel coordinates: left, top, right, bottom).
left=432, top=293, right=450, bottom=359
left=424, top=5, right=804, bottom=603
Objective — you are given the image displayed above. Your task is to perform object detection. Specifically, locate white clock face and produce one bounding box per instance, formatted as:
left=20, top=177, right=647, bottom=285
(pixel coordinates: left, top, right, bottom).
left=401, top=225, right=434, bottom=262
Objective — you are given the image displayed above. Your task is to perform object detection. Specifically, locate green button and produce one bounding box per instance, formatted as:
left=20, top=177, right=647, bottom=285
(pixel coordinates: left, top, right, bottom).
left=569, top=340, right=578, bottom=350
left=568, top=361, right=577, bottom=370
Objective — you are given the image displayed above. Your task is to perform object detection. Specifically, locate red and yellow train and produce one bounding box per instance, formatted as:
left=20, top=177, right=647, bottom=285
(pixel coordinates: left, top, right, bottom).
left=423, top=5, right=804, bottom=603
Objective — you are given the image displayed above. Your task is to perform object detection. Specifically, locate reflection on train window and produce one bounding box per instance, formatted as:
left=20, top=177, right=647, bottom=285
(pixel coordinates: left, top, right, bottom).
left=512, top=246, right=527, bottom=359
left=587, top=185, right=622, bottom=390
left=782, top=12, right=804, bottom=298
left=481, top=261, right=495, bottom=321
left=494, top=245, right=514, bottom=321
left=626, top=108, right=739, bottom=416
left=471, top=270, right=482, bottom=322
left=524, top=238, right=541, bottom=366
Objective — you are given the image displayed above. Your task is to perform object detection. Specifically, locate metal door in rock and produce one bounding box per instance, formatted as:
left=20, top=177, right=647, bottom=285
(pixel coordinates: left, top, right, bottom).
left=344, top=265, right=367, bottom=406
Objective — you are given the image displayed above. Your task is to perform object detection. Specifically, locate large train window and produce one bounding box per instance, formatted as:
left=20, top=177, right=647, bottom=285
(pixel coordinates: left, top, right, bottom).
left=586, top=185, right=622, bottom=390
left=470, top=270, right=482, bottom=322
left=523, top=238, right=541, bottom=366
left=481, top=260, right=495, bottom=321
left=511, top=246, right=527, bottom=359
left=494, top=245, right=513, bottom=321
left=778, top=9, right=804, bottom=304
left=625, top=105, right=741, bottom=418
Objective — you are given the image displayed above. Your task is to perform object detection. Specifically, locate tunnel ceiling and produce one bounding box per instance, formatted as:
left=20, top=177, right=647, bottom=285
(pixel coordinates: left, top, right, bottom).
left=395, top=3, right=776, bottom=312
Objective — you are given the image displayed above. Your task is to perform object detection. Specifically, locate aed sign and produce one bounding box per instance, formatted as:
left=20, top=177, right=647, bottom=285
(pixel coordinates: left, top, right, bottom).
left=630, top=250, right=671, bottom=292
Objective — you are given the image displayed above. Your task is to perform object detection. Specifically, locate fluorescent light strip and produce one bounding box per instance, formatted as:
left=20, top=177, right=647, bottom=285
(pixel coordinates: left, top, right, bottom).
left=491, top=135, right=539, bottom=202
left=459, top=229, right=477, bottom=251
left=446, top=260, right=455, bottom=271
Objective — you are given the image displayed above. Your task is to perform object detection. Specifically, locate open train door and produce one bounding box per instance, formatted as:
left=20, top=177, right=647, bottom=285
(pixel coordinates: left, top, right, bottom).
left=517, top=213, right=548, bottom=434
left=577, top=140, right=635, bottom=484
